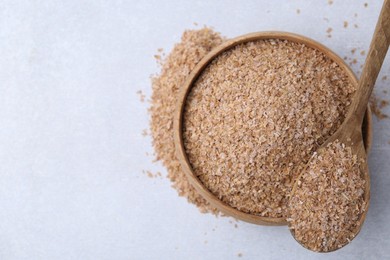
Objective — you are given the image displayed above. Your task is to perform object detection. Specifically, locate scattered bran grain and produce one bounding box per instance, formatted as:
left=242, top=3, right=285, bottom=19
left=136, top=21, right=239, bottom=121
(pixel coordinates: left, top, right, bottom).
left=142, top=129, right=148, bottom=137
left=370, top=94, right=389, bottom=119
left=380, top=100, right=389, bottom=108
left=288, top=141, right=366, bottom=252
left=183, top=39, right=356, bottom=218
left=144, top=170, right=162, bottom=179
left=326, top=27, right=333, bottom=37
left=136, top=90, right=146, bottom=102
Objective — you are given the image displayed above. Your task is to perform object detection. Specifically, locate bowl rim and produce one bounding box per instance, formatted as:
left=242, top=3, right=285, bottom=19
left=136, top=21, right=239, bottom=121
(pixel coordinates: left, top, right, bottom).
left=173, top=31, right=372, bottom=226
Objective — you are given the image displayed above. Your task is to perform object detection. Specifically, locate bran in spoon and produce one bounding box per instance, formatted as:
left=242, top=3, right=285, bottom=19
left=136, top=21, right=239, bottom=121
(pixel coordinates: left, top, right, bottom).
left=288, top=140, right=366, bottom=252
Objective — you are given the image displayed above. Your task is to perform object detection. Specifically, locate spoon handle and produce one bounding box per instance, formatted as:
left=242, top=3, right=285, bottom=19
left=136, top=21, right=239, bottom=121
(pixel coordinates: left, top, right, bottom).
left=352, top=0, right=390, bottom=122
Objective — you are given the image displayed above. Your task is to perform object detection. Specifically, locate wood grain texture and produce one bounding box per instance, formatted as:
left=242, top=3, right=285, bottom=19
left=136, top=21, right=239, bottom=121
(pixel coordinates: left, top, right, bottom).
left=174, top=32, right=373, bottom=226
left=351, top=0, right=390, bottom=122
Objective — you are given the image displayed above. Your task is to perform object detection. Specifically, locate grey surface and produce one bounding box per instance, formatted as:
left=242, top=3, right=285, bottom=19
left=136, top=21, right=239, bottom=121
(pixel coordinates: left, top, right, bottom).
left=0, top=0, right=389, bottom=259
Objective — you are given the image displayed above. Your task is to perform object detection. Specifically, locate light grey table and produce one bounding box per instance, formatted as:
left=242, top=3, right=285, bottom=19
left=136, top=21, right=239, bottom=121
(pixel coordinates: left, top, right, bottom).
left=0, top=0, right=389, bottom=259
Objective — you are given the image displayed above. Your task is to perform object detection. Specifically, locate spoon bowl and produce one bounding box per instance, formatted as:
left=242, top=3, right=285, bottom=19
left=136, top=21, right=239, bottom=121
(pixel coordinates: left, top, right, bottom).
left=289, top=125, right=370, bottom=252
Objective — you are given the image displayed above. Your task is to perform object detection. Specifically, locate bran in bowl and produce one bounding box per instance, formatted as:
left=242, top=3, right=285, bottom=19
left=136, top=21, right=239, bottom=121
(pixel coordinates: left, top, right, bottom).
left=182, top=39, right=356, bottom=218
left=150, top=28, right=371, bottom=222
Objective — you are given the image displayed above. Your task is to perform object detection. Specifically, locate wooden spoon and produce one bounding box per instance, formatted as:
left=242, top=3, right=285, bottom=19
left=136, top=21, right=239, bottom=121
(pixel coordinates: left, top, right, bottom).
left=289, top=0, right=390, bottom=252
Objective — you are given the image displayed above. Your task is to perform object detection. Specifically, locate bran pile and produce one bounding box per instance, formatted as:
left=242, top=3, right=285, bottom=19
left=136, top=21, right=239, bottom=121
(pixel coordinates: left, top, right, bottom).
left=149, top=28, right=224, bottom=213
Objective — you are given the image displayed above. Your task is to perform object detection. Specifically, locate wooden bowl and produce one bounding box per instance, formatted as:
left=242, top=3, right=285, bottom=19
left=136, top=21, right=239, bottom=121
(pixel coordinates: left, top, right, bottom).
left=173, top=32, right=373, bottom=226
